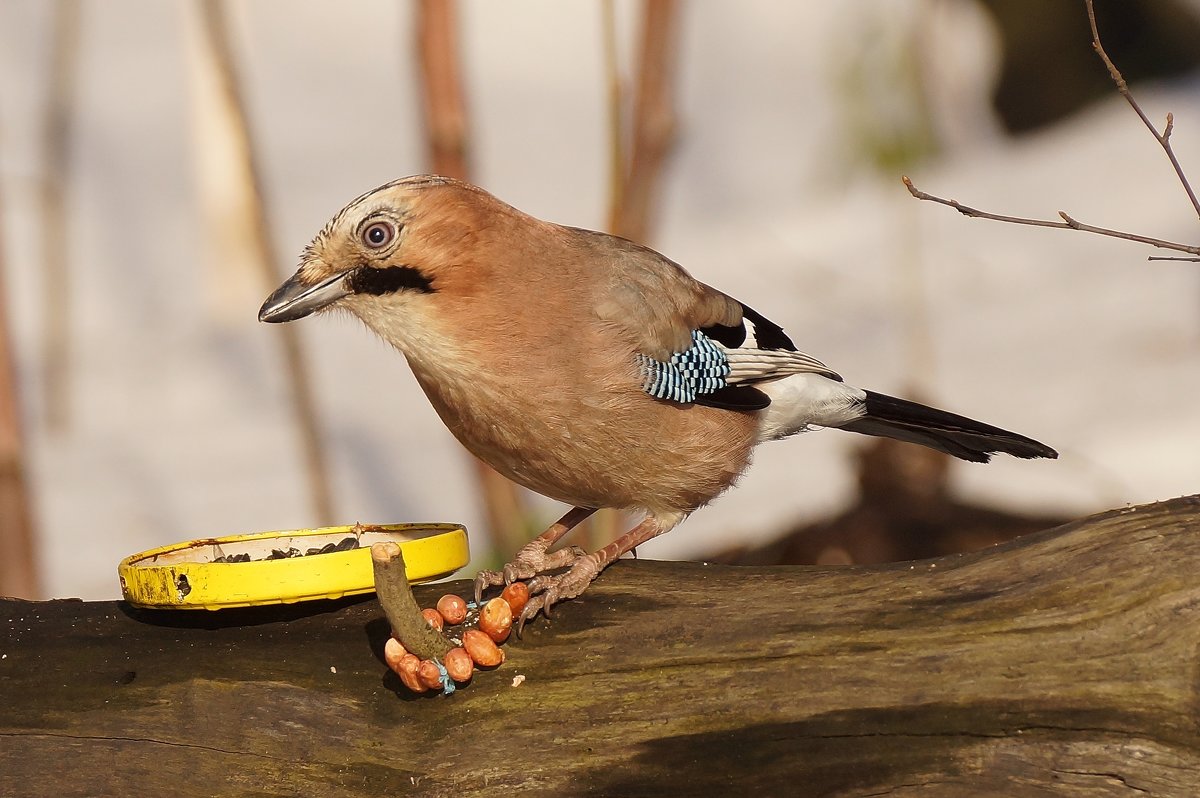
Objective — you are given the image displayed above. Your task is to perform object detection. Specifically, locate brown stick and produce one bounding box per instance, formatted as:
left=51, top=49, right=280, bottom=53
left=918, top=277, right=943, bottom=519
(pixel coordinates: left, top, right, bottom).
left=417, top=0, right=470, bottom=179
left=611, top=0, right=681, bottom=244
left=0, top=155, right=40, bottom=599
left=1084, top=0, right=1200, bottom=221
left=371, top=542, right=452, bottom=661
left=578, top=0, right=631, bottom=552
left=903, top=175, right=1200, bottom=257
left=601, top=0, right=626, bottom=232
left=415, top=0, right=529, bottom=557
left=585, top=0, right=684, bottom=550
left=39, top=0, right=81, bottom=433
left=196, top=0, right=335, bottom=525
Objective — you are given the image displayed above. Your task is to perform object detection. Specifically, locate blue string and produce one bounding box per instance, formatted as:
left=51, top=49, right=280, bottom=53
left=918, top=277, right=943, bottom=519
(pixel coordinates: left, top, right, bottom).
left=436, top=659, right=455, bottom=695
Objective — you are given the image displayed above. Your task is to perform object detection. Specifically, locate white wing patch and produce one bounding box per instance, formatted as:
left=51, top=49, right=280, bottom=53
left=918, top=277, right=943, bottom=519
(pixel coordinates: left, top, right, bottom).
left=722, top=347, right=840, bottom=383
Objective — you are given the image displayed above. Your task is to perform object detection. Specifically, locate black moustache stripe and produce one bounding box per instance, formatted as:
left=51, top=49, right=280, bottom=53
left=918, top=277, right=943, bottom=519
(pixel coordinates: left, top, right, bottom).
left=348, top=265, right=434, bottom=296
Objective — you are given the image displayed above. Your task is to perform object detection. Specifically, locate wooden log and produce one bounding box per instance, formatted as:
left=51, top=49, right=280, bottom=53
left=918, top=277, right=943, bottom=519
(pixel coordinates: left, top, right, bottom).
left=3, top=495, right=1200, bottom=797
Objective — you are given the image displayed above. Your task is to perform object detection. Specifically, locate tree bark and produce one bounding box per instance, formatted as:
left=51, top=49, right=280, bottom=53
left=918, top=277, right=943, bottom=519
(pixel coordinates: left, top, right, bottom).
left=3, top=495, right=1199, bottom=797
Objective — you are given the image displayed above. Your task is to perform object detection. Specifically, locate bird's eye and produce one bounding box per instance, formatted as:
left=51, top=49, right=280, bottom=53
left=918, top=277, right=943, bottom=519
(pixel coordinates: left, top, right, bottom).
left=362, top=221, right=396, bottom=249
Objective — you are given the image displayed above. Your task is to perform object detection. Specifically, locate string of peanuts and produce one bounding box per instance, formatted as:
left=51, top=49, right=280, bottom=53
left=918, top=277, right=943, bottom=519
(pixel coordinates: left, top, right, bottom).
left=383, top=583, right=528, bottom=694
left=371, top=541, right=527, bottom=695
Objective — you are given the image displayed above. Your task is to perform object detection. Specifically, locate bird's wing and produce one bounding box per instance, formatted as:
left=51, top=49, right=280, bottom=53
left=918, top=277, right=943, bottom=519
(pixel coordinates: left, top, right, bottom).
left=701, top=304, right=843, bottom=385
left=584, top=231, right=839, bottom=409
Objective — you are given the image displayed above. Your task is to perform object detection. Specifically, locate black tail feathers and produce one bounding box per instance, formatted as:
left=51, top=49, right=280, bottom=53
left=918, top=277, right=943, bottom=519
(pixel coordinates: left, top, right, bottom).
left=840, top=391, right=1057, bottom=463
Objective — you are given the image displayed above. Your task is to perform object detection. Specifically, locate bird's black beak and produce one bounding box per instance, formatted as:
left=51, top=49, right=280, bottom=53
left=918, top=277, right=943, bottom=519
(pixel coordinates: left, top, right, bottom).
left=258, top=271, right=352, bottom=323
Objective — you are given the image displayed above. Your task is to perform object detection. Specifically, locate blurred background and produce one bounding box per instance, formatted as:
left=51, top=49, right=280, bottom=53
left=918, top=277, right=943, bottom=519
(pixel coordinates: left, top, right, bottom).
left=1, top=0, right=1198, bottom=600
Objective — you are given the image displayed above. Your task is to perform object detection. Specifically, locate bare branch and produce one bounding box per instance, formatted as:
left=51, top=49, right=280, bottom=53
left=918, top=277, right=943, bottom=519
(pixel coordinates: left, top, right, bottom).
left=416, top=0, right=469, bottom=178
left=904, top=5, right=1200, bottom=261
left=613, top=0, right=681, bottom=244
left=601, top=0, right=625, bottom=232
left=903, top=176, right=1200, bottom=256
left=1085, top=0, right=1200, bottom=220
left=197, top=0, right=336, bottom=524
left=603, top=0, right=682, bottom=242
left=0, top=149, right=40, bottom=599
left=414, top=0, right=530, bottom=557
left=39, top=0, right=80, bottom=433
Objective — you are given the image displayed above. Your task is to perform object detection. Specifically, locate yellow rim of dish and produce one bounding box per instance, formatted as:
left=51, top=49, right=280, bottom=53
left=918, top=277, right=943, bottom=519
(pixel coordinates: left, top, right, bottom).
left=117, top=522, right=469, bottom=610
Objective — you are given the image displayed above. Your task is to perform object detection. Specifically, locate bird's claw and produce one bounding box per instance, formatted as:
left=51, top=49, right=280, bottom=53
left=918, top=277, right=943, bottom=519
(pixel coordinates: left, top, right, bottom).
left=516, top=596, right=547, bottom=637
left=513, top=556, right=602, bottom=636
left=516, top=589, right=564, bottom=637
left=474, top=541, right=588, bottom=604
left=473, top=569, right=503, bottom=605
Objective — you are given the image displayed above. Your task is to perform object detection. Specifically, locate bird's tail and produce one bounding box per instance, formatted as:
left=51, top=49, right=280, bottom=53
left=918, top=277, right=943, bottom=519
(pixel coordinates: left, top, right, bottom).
left=840, top=391, right=1057, bottom=463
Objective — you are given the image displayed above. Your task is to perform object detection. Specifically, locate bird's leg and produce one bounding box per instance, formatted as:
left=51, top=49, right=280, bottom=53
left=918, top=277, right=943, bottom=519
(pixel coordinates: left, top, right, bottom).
left=474, top=506, right=595, bottom=603
left=518, top=514, right=673, bottom=634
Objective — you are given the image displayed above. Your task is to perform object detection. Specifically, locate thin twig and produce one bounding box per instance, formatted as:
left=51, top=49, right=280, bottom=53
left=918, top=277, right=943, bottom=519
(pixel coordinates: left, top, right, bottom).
left=1084, top=0, right=1200, bottom=220
left=197, top=0, right=335, bottom=524
left=371, top=542, right=452, bottom=661
left=415, top=0, right=529, bottom=558
left=906, top=4, right=1200, bottom=261
left=611, top=0, right=680, bottom=243
left=0, top=145, right=40, bottom=599
left=903, top=176, right=1200, bottom=256
left=585, top=0, right=627, bottom=552
left=588, top=0, right=682, bottom=551
left=417, top=0, right=469, bottom=178
left=39, top=0, right=81, bottom=433
left=602, top=0, right=625, bottom=233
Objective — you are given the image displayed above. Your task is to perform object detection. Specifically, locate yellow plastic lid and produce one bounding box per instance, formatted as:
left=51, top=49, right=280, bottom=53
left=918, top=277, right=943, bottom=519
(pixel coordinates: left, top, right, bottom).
left=118, top=522, right=469, bottom=610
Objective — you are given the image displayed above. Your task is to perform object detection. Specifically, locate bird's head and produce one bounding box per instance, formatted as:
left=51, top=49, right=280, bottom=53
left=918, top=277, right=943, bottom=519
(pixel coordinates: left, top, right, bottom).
left=258, top=175, right=500, bottom=336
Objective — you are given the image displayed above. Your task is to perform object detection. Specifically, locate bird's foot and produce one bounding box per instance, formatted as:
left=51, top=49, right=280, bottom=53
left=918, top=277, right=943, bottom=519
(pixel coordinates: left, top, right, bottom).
left=517, top=555, right=604, bottom=635
left=474, top=538, right=587, bottom=604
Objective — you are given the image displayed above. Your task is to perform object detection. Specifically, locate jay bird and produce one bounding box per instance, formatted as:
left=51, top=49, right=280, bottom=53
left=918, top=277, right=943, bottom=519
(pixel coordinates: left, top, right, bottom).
left=259, top=175, right=1056, bottom=628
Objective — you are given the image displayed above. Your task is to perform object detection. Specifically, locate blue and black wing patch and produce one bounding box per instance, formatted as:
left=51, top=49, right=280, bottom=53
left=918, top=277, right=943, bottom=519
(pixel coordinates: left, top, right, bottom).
left=637, top=330, right=728, bottom=402
left=636, top=330, right=771, bottom=410
left=635, top=303, right=835, bottom=410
